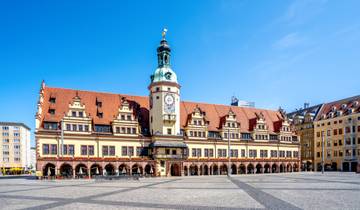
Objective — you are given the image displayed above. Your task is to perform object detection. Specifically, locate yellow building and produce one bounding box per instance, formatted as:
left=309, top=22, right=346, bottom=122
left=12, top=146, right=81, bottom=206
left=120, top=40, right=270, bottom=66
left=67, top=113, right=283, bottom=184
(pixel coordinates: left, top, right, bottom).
left=313, top=97, right=360, bottom=172
left=0, top=122, right=31, bottom=174
left=35, top=33, right=300, bottom=177
left=288, top=104, right=323, bottom=171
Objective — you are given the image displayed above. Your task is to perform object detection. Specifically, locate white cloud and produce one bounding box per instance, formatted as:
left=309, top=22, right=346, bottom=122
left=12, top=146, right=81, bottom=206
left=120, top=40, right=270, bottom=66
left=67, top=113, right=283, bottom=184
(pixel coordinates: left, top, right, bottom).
left=273, top=33, right=303, bottom=50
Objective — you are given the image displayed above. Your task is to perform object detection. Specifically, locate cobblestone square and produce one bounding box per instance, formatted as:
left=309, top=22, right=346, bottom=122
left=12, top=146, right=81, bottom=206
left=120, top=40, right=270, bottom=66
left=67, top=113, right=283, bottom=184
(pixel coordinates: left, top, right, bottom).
left=0, top=172, right=359, bottom=210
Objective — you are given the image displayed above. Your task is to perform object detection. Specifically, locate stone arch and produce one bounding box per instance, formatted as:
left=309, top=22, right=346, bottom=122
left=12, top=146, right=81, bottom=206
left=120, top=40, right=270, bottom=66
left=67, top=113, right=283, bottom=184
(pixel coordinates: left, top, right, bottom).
left=247, top=163, right=254, bottom=174
left=184, top=165, right=188, bottom=176
left=287, top=163, right=292, bottom=172
left=256, top=163, right=263, bottom=174
left=293, top=163, right=299, bottom=172
left=75, top=163, right=88, bottom=177
left=231, top=164, right=237, bottom=175
left=90, top=164, right=102, bottom=176
left=203, top=164, right=209, bottom=175
left=211, top=164, right=219, bottom=175
left=43, top=163, right=56, bottom=177
left=220, top=164, right=228, bottom=175
left=104, top=163, right=115, bottom=176
left=132, top=164, right=143, bottom=175
left=280, top=163, right=286, bottom=173
left=171, top=163, right=181, bottom=176
left=272, top=163, right=278, bottom=173
left=144, top=164, right=155, bottom=176
left=189, top=164, right=199, bottom=176
left=238, top=164, right=246, bottom=174
left=264, top=163, right=271, bottom=173
left=119, top=163, right=130, bottom=175
left=59, top=163, right=73, bottom=178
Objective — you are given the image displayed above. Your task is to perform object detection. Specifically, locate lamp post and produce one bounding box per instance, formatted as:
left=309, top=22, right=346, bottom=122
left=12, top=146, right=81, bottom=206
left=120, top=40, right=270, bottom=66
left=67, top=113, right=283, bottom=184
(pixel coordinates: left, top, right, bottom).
left=227, top=128, right=231, bottom=177
left=321, top=131, right=324, bottom=174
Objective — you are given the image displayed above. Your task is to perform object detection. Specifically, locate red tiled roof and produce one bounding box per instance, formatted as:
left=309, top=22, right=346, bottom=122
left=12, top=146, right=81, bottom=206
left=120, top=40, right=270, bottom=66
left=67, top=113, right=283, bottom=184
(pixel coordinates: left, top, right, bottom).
left=39, top=86, right=284, bottom=133
left=315, top=95, right=360, bottom=121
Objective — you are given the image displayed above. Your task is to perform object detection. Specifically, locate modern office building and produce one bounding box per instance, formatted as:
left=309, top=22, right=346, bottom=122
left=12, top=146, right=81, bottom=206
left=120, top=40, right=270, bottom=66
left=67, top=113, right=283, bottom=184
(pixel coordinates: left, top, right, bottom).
left=0, top=122, right=31, bottom=173
left=35, top=32, right=300, bottom=177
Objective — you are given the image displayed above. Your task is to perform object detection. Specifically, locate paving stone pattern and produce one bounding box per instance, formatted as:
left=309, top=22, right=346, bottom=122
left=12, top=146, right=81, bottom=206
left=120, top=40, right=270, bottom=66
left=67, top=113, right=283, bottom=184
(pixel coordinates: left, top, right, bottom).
left=0, top=172, right=359, bottom=210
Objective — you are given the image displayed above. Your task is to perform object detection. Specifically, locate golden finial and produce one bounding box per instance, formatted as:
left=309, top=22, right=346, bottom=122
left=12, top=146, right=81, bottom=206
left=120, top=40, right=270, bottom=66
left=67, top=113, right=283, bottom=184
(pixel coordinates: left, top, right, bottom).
left=162, top=28, right=168, bottom=40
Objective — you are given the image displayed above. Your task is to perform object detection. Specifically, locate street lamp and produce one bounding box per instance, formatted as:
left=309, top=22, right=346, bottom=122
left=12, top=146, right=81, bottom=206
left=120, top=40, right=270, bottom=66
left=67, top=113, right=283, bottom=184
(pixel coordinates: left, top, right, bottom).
left=321, top=131, right=325, bottom=174
left=227, top=128, right=231, bottom=177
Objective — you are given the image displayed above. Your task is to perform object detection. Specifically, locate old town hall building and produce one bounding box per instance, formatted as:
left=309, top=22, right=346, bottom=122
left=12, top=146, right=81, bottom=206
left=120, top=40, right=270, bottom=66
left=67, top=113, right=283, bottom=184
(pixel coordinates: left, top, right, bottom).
left=35, top=33, right=300, bottom=178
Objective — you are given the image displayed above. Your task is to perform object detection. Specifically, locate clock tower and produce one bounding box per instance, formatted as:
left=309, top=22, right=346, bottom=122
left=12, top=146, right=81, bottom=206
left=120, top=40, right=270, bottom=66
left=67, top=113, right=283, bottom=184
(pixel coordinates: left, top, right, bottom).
left=149, top=29, right=181, bottom=136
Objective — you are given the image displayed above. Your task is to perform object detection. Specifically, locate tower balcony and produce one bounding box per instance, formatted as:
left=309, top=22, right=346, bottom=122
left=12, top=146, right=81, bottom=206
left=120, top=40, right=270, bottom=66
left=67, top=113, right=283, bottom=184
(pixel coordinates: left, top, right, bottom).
left=163, top=114, right=176, bottom=122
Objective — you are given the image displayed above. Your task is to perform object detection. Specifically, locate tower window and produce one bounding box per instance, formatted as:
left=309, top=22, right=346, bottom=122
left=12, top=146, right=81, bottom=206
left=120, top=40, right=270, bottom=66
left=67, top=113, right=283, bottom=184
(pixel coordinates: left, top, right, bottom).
left=48, top=109, right=55, bottom=115
left=156, top=87, right=160, bottom=92
left=168, top=87, right=171, bottom=91
left=167, top=128, right=172, bottom=135
left=49, top=97, right=56, bottom=103
left=156, top=96, right=159, bottom=99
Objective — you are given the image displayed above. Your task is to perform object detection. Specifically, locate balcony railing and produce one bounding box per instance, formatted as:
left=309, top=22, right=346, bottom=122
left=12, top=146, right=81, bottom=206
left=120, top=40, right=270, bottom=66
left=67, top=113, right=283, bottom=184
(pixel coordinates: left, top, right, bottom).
left=153, top=154, right=186, bottom=159
left=163, top=114, right=176, bottom=122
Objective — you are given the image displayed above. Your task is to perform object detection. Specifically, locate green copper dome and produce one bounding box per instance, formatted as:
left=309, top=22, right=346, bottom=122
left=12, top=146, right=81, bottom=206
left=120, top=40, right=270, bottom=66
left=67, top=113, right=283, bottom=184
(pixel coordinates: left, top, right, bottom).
left=151, top=66, right=178, bottom=83
left=150, top=31, right=178, bottom=84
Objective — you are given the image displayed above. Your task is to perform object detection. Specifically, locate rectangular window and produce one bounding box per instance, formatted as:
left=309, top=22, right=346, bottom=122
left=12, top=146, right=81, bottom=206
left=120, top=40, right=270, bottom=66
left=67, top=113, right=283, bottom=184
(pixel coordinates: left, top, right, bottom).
left=81, top=145, right=88, bottom=155
left=72, top=111, right=77, bottom=117
left=192, top=148, right=197, bottom=157
left=316, top=132, right=320, bottom=137
left=78, top=125, right=83, bottom=131
left=204, top=149, right=209, bottom=157
left=167, top=128, right=172, bottom=135
left=122, top=146, right=127, bottom=156
left=43, top=144, right=49, bottom=155
left=241, top=149, right=246, bottom=157
left=63, top=145, right=68, bottom=155
left=51, top=144, right=57, bottom=155
left=72, top=124, right=77, bottom=131
left=339, top=128, right=343, bottom=135
left=230, top=149, right=238, bottom=157
left=102, top=146, right=109, bottom=156
left=209, top=149, right=214, bottom=157
left=128, top=146, right=134, bottom=156
left=88, top=145, right=94, bottom=156
left=85, top=125, right=89, bottom=132
left=197, top=148, right=202, bottom=157
left=132, top=128, right=136, bottom=134
left=333, top=129, right=337, bottom=135
left=109, top=146, right=116, bottom=156
left=66, top=124, right=71, bottom=130
left=286, top=151, right=292, bottom=158
left=79, top=111, right=83, bottom=117
left=271, top=150, right=277, bottom=157
left=69, top=145, right=74, bottom=155
left=136, top=147, right=142, bottom=156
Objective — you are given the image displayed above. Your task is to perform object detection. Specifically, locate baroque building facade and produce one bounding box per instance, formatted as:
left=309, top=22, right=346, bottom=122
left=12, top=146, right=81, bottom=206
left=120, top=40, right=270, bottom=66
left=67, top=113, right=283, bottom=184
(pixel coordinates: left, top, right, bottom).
left=35, top=34, right=300, bottom=177
left=313, top=96, right=360, bottom=172
left=288, top=104, right=323, bottom=171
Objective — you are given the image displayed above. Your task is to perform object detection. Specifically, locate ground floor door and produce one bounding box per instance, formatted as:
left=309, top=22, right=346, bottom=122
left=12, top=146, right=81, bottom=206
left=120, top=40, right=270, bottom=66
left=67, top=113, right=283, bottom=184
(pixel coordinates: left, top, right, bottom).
left=170, top=163, right=181, bottom=176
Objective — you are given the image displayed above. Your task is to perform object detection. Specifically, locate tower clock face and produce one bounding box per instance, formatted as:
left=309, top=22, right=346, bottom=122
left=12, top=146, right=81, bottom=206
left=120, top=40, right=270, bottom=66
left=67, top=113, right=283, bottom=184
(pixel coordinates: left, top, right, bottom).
left=164, top=94, right=175, bottom=113
left=165, top=72, right=172, bottom=80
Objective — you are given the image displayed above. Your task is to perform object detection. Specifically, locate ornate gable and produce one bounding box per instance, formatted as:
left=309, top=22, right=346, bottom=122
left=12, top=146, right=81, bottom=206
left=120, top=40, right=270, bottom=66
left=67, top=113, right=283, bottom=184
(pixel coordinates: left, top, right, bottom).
left=112, top=97, right=139, bottom=136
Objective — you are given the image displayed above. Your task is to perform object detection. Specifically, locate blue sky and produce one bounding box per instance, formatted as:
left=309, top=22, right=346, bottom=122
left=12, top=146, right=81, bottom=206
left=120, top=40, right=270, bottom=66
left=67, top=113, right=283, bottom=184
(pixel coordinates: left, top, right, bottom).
left=1, top=0, right=359, bottom=145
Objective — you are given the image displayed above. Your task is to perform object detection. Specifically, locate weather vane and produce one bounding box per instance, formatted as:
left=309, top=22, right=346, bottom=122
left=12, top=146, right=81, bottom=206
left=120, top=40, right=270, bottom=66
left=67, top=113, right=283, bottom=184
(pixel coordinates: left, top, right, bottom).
left=162, top=28, right=168, bottom=39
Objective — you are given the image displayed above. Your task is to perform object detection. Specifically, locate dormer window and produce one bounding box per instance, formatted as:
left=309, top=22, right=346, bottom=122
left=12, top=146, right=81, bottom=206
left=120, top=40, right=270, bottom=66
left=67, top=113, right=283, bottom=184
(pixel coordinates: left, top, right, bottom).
left=48, top=109, right=55, bottom=115
left=341, top=104, right=347, bottom=109
left=49, top=97, right=56, bottom=104
left=78, top=111, right=83, bottom=117
left=96, top=99, right=102, bottom=108
left=127, top=115, right=131, bottom=121
left=97, top=112, right=103, bottom=118
left=72, top=111, right=76, bottom=117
